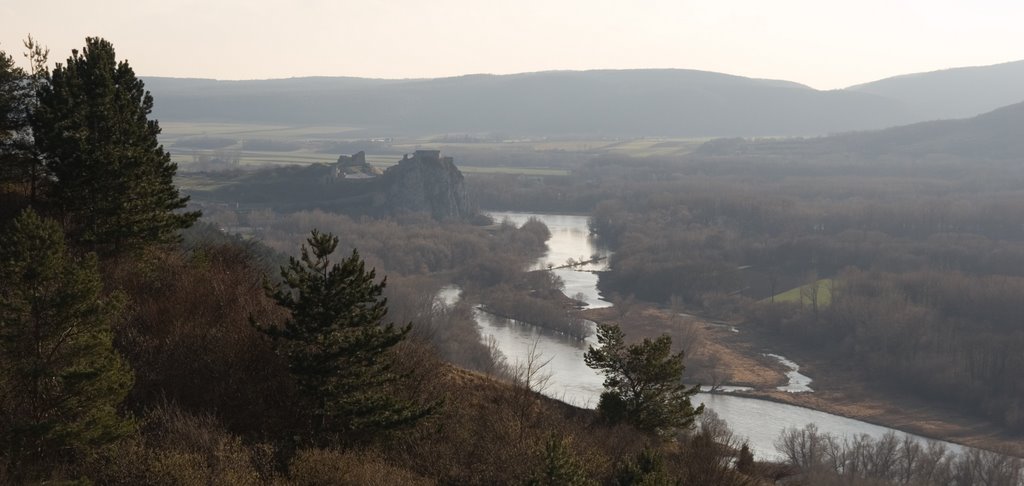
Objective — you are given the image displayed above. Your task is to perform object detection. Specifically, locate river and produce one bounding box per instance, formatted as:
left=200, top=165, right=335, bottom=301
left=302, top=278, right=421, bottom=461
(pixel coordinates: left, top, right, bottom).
left=466, top=211, right=973, bottom=461
left=490, top=212, right=613, bottom=309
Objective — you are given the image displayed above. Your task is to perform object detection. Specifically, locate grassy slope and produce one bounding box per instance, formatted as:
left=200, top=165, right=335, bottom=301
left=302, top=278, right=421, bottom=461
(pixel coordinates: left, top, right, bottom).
left=763, top=279, right=834, bottom=306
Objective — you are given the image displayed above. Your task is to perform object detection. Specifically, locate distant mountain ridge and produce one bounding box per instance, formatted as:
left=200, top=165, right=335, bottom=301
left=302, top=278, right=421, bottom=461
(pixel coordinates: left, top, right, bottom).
left=143, top=61, right=1024, bottom=138
left=693, top=100, right=1024, bottom=161
left=847, top=60, right=1024, bottom=122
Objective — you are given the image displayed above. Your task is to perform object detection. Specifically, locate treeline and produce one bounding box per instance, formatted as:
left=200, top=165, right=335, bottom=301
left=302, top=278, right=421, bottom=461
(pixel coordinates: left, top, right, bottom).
left=206, top=208, right=547, bottom=276
left=776, top=424, right=1023, bottom=485
left=753, top=269, right=1024, bottom=431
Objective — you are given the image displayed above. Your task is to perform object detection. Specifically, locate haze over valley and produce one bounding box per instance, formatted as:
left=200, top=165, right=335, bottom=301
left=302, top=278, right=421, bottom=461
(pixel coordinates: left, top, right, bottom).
left=144, top=60, right=1024, bottom=138
left=2, top=3, right=1024, bottom=484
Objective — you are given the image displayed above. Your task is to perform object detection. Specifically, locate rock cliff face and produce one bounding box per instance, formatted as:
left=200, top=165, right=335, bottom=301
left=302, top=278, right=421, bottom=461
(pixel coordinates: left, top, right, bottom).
left=190, top=150, right=473, bottom=220
left=379, top=150, right=470, bottom=220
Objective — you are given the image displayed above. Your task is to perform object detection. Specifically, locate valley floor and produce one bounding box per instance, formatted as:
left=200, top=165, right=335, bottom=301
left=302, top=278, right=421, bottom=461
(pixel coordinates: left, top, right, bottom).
left=582, top=304, right=1024, bottom=458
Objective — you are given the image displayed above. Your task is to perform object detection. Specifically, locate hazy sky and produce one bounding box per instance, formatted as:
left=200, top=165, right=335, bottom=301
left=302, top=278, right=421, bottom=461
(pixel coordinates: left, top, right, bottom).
left=2, top=0, right=1022, bottom=89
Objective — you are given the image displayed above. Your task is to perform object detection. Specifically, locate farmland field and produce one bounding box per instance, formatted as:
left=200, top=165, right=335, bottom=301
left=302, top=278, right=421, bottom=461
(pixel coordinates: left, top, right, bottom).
left=765, top=279, right=835, bottom=306
left=162, top=122, right=622, bottom=176
left=160, top=122, right=364, bottom=140
left=161, top=121, right=704, bottom=179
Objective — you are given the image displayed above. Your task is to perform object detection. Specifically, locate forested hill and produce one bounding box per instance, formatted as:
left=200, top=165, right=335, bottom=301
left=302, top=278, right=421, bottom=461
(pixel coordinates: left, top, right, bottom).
left=143, top=61, right=1024, bottom=138
left=693, top=100, right=1024, bottom=161
left=847, top=59, right=1024, bottom=122
left=142, top=69, right=909, bottom=137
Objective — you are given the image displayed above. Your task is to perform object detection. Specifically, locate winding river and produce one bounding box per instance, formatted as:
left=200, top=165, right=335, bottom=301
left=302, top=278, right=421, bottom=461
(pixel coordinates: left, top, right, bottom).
left=468, top=211, right=970, bottom=461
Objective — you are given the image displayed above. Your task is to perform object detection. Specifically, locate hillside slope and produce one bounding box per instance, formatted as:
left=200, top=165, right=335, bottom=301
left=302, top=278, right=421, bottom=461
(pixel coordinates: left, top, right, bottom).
left=694, top=100, right=1024, bottom=161
left=144, top=69, right=910, bottom=137
left=848, top=60, right=1024, bottom=121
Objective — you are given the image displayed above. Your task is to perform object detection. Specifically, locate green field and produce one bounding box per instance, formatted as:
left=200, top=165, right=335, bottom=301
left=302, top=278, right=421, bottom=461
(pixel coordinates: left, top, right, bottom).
left=162, top=121, right=692, bottom=178
left=765, top=279, right=835, bottom=306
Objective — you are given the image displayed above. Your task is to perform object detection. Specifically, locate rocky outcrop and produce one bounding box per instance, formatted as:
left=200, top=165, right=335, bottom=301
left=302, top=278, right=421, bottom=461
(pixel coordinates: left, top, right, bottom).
left=337, top=150, right=367, bottom=167
left=379, top=150, right=470, bottom=220
left=192, top=150, right=473, bottom=220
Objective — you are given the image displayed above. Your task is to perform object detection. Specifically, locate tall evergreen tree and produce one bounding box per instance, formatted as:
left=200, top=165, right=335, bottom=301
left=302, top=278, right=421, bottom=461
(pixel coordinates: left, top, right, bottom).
left=253, top=230, right=433, bottom=444
left=584, top=323, right=704, bottom=435
left=0, top=37, right=49, bottom=210
left=31, top=37, right=198, bottom=255
left=0, top=209, right=133, bottom=478
left=0, top=46, right=24, bottom=159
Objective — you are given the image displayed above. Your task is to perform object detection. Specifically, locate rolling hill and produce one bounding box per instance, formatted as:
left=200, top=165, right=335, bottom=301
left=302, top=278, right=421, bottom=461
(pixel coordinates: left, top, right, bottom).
left=693, top=100, right=1024, bottom=161
left=143, top=60, right=1024, bottom=139
left=143, top=70, right=909, bottom=138
left=847, top=60, right=1024, bottom=122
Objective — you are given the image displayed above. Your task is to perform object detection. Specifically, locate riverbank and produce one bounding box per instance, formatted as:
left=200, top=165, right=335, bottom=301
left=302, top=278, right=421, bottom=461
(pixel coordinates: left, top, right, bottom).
left=740, top=333, right=1024, bottom=458
left=582, top=303, right=1024, bottom=458
left=581, top=306, right=789, bottom=390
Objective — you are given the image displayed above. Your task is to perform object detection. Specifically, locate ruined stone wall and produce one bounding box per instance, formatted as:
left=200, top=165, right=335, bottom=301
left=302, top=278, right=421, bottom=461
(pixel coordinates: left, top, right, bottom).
left=381, top=150, right=470, bottom=220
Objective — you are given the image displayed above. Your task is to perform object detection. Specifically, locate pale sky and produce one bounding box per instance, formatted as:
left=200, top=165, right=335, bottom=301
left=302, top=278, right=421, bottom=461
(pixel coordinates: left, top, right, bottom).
left=2, top=0, right=1022, bottom=90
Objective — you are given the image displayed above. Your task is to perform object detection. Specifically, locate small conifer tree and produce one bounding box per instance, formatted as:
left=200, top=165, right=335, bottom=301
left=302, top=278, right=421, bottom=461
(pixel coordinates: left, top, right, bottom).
left=254, top=229, right=432, bottom=444
left=527, top=434, right=593, bottom=486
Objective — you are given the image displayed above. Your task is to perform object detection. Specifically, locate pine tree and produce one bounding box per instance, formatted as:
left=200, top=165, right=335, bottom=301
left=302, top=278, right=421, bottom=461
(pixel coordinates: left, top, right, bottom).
left=584, top=323, right=704, bottom=435
left=31, top=37, right=198, bottom=255
left=0, top=46, right=23, bottom=158
left=736, top=443, right=755, bottom=474
left=0, top=209, right=134, bottom=478
left=0, top=45, right=27, bottom=200
left=254, top=230, right=433, bottom=444
left=0, top=37, right=48, bottom=208
left=527, top=434, right=594, bottom=486
left=613, top=448, right=675, bottom=486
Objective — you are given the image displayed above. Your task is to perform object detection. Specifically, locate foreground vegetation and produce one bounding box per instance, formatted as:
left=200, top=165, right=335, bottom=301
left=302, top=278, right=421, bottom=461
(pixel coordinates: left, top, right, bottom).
left=776, top=424, right=1022, bottom=485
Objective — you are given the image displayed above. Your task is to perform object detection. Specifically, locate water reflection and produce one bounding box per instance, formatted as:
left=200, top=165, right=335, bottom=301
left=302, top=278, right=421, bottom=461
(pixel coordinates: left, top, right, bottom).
left=476, top=309, right=604, bottom=409
left=766, top=354, right=813, bottom=393
left=488, top=211, right=612, bottom=309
